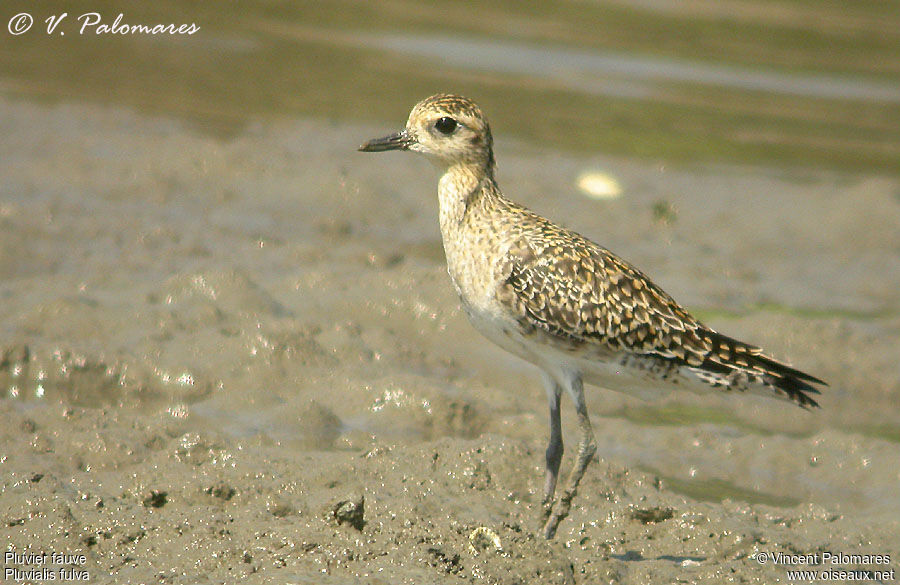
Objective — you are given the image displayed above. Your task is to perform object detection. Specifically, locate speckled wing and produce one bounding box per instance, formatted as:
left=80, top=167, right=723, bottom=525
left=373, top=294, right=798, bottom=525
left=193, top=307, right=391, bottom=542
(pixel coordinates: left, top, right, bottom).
left=498, top=217, right=823, bottom=407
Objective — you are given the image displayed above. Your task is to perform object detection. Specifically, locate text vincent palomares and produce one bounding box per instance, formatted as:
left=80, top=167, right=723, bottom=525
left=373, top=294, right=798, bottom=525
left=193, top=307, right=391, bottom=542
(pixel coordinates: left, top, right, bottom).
left=48, top=12, right=199, bottom=35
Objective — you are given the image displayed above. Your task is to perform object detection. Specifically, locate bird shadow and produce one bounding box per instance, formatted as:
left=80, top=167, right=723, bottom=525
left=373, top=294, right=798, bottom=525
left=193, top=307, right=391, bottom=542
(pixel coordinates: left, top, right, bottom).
left=611, top=551, right=707, bottom=564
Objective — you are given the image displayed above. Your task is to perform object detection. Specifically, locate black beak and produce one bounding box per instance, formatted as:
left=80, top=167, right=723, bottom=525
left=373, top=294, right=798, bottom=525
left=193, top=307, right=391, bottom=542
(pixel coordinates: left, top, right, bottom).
left=358, top=130, right=412, bottom=152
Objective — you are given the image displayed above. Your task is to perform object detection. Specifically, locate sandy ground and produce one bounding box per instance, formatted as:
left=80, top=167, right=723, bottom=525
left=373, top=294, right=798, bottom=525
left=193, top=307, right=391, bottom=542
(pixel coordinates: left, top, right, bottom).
left=2, top=96, right=899, bottom=584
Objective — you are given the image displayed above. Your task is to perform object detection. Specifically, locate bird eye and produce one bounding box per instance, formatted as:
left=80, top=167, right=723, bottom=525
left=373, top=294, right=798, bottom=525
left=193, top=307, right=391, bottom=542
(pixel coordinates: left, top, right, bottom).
left=434, top=117, right=458, bottom=135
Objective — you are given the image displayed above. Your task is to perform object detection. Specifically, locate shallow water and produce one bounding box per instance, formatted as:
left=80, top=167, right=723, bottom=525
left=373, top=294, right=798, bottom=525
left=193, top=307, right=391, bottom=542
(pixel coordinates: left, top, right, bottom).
left=369, top=33, right=900, bottom=102
left=2, top=2, right=899, bottom=583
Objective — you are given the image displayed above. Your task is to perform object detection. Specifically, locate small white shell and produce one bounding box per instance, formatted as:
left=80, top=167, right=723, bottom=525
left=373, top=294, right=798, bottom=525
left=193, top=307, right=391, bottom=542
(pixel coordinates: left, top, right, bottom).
left=468, top=526, right=503, bottom=555
left=576, top=170, right=622, bottom=199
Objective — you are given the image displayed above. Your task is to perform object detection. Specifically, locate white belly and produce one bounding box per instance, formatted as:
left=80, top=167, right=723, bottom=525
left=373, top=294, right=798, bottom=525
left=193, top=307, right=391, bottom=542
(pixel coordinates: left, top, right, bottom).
left=458, top=291, right=691, bottom=402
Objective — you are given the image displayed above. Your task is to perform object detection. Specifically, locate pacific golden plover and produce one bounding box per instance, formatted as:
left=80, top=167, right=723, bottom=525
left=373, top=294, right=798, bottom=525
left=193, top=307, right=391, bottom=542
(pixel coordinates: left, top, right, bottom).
left=360, top=94, right=825, bottom=539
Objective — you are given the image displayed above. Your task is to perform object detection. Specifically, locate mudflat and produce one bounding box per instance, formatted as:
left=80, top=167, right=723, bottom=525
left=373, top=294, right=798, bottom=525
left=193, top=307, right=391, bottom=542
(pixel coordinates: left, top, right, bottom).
left=1, top=95, right=898, bottom=583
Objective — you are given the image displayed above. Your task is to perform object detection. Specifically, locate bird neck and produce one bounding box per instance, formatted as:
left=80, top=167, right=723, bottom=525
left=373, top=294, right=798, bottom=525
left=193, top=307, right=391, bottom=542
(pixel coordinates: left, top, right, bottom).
left=437, top=160, right=498, bottom=230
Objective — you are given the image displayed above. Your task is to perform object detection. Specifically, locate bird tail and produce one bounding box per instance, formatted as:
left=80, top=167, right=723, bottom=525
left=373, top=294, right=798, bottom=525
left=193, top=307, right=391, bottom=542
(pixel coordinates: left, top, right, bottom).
left=690, top=330, right=825, bottom=409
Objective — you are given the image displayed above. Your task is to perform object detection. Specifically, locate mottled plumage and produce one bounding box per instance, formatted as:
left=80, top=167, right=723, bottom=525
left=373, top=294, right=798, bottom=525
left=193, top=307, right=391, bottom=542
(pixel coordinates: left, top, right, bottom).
left=495, top=202, right=822, bottom=407
left=360, top=94, right=825, bottom=538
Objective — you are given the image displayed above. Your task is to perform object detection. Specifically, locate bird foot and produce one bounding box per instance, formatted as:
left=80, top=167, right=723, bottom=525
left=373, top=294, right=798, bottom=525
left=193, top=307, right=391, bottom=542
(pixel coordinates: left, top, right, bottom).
left=539, top=492, right=573, bottom=539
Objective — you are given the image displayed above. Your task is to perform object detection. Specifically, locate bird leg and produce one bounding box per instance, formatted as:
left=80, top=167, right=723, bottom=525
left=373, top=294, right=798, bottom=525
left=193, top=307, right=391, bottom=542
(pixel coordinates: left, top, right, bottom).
left=542, top=372, right=597, bottom=539
left=540, top=374, right=564, bottom=524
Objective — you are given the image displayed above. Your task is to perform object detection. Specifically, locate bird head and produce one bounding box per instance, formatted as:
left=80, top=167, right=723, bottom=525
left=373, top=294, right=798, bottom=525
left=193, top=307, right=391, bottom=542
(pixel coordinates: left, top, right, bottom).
left=360, top=94, right=495, bottom=170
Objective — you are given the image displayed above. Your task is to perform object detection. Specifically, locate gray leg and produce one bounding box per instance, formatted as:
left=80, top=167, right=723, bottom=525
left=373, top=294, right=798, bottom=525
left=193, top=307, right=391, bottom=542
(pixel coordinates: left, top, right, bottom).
left=540, top=373, right=564, bottom=523
left=542, top=371, right=597, bottom=539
